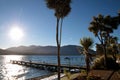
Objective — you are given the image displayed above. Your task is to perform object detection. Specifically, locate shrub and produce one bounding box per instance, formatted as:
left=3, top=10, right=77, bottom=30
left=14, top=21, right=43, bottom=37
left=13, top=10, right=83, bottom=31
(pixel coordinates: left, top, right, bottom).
left=63, top=68, right=71, bottom=80
left=92, top=56, right=119, bottom=70
left=92, top=56, right=105, bottom=69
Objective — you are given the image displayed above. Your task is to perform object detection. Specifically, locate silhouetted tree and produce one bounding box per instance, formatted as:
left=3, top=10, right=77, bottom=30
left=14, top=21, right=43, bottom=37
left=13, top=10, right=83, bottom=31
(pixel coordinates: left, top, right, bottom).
left=107, top=36, right=119, bottom=61
left=88, top=13, right=120, bottom=68
left=80, top=37, right=93, bottom=75
left=96, top=43, right=104, bottom=55
left=45, top=0, right=71, bottom=79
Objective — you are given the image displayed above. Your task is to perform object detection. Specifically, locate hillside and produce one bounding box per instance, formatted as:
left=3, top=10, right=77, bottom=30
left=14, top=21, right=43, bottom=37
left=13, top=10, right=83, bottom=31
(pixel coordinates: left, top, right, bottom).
left=0, top=45, right=95, bottom=55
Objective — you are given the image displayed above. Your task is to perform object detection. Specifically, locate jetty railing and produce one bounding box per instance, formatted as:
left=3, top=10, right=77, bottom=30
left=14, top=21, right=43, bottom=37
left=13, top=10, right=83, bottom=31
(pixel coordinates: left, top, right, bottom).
left=10, top=60, right=86, bottom=72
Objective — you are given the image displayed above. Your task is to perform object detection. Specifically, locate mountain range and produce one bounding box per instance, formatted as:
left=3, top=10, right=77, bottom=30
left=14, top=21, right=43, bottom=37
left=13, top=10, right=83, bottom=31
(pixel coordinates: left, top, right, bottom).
left=0, top=45, right=96, bottom=55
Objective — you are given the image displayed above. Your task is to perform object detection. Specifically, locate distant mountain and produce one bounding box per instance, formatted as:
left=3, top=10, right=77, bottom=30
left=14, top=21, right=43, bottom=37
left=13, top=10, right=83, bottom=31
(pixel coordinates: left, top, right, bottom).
left=0, top=45, right=96, bottom=55
left=0, top=49, right=13, bottom=55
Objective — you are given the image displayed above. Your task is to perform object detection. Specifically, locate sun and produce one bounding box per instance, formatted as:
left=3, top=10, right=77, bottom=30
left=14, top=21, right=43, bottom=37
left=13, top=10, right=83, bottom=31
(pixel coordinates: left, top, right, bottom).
left=9, top=26, right=24, bottom=41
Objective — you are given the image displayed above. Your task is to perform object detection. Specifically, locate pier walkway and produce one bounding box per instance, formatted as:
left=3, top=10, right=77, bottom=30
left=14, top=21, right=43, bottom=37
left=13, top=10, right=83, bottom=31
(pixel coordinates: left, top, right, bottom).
left=10, top=60, right=86, bottom=72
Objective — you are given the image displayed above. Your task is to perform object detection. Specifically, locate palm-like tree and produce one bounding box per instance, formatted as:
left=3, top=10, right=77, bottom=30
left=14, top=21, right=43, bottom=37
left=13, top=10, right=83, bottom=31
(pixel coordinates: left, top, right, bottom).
left=88, top=14, right=120, bottom=68
left=45, top=0, right=71, bottom=79
left=80, top=37, right=93, bottom=75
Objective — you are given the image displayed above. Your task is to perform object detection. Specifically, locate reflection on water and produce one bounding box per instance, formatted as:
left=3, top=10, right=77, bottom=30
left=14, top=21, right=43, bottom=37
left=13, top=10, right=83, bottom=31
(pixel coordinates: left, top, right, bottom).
left=4, top=55, right=23, bottom=62
left=1, top=55, right=27, bottom=80
left=0, top=55, right=85, bottom=80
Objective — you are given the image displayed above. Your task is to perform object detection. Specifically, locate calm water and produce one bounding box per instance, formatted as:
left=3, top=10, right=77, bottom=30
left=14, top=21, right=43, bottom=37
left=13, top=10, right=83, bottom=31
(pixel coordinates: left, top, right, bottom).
left=0, top=55, right=85, bottom=80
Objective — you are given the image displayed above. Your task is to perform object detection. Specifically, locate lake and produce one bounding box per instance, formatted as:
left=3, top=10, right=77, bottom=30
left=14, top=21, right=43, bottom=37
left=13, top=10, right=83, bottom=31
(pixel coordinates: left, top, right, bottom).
left=0, top=55, right=85, bottom=80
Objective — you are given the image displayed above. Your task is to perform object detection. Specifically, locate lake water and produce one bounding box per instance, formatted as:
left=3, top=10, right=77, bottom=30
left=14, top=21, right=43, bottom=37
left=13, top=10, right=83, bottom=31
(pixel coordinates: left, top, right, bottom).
left=0, top=55, right=85, bottom=80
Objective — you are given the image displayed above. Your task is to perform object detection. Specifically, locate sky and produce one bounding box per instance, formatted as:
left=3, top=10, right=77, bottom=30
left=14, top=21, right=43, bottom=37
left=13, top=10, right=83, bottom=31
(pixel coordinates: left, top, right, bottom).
left=0, top=0, right=120, bottom=49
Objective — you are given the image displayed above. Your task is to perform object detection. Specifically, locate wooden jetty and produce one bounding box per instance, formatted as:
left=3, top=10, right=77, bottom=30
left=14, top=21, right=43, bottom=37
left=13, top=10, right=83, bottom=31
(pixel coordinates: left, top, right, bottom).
left=10, top=60, right=86, bottom=72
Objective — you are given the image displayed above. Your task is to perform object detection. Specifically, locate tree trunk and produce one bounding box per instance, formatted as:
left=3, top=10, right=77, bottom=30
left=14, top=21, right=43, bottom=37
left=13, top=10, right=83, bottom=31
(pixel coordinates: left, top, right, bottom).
left=60, top=18, right=63, bottom=45
left=56, top=18, right=61, bottom=80
left=103, top=44, right=107, bottom=69
left=85, top=54, right=90, bottom=75
left=97, top=33, right=107, bottom=68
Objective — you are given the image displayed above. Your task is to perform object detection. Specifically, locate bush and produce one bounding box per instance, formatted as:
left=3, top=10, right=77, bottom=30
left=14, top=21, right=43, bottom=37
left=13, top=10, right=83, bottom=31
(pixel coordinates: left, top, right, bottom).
left=92, top=56, right=105, bottom=69
left=92, top=56, right=119, bottom=70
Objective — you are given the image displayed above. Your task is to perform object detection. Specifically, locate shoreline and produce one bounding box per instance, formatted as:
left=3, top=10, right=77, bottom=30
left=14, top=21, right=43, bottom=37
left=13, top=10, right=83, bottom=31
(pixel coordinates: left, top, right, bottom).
left=26, top=72, right=65, bottom=80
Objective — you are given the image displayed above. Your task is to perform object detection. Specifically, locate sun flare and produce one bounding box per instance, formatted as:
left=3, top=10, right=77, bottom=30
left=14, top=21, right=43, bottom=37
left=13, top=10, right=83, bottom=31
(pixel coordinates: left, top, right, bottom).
left=9, top=27, right=24, bottom=41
